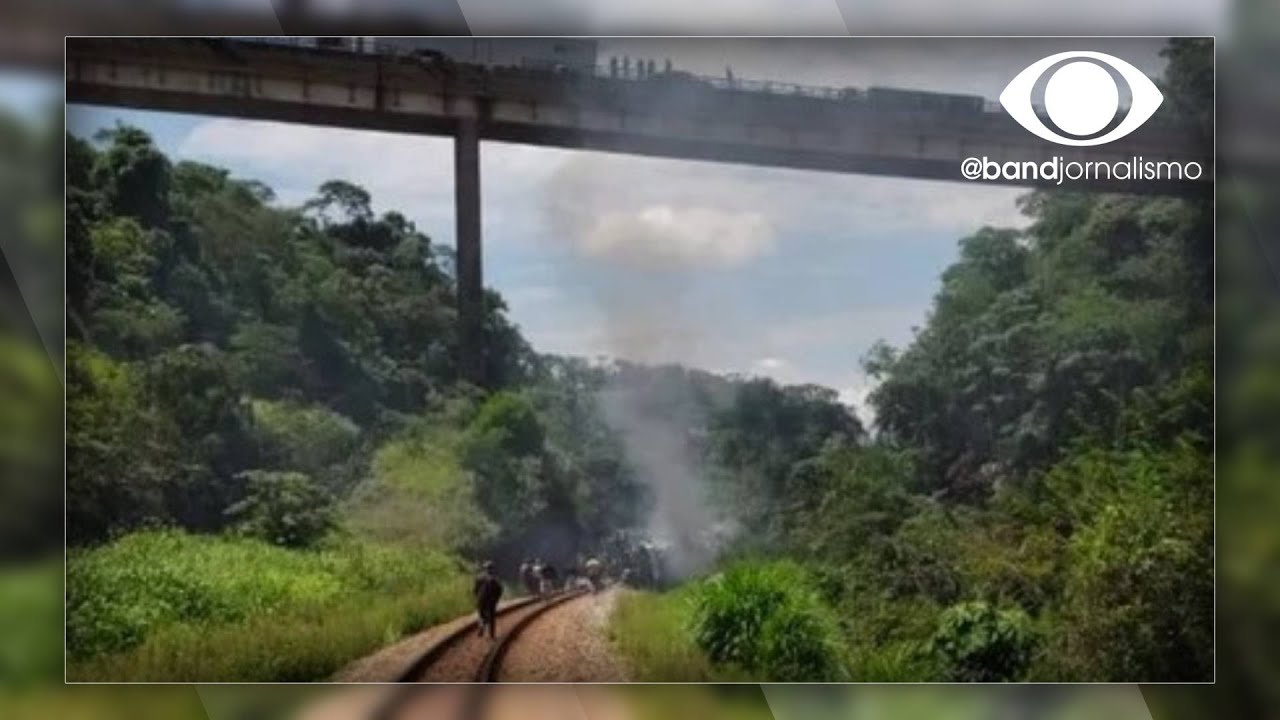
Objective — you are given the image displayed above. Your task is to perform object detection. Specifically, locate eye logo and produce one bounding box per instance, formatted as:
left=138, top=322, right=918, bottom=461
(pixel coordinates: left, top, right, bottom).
left=999, top=51, right=1163, bottom=146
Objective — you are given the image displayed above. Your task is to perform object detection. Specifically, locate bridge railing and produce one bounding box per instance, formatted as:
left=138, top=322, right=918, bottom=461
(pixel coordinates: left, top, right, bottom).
left=233, top=38, right=1196, bottom=131
left=238, top=37, right=998, bottom=110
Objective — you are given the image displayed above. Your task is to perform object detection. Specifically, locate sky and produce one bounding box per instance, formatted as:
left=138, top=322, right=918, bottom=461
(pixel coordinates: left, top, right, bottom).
left=62, top=38, right=1177, bottom=423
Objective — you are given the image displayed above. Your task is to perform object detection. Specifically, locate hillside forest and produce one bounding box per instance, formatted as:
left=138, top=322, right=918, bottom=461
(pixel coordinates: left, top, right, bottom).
left=65, top=39, right=1212, bottom=682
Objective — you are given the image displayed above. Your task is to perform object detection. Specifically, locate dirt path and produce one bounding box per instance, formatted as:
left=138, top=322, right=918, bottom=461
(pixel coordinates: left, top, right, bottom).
left=496, top=588, right=628, bottom=682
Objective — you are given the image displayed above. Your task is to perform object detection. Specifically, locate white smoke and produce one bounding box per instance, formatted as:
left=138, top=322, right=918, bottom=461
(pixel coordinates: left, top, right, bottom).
left=542, top=155, right=759, bottom=580
left=580, top=205, right=774, bottom=270
left=544, top=154, right=777, bottom=271
left=597, top=377, right=720, bottom=581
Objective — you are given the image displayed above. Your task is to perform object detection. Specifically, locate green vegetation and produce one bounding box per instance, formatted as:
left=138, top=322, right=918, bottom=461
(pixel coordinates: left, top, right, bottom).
left=609, top=588, right=730, bottom=681
left=928, top=601, right=1035, bottom=682
left=607, top=40, right=1212, bottom=683
left=65, top=531, right=470, bottom=680
left=64, top=119, right=655, bottom=679
left=690, top=561, right=845, bottom=681
left=64, top=39, right=1213, bottom=682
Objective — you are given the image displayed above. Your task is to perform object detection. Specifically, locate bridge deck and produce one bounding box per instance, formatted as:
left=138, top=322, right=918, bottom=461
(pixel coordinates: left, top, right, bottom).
left=66, top=38, right=1211, bottom=195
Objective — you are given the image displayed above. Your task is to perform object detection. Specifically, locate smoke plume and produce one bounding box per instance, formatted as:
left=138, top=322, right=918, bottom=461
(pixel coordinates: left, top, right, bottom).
left=542, top=153, right=759, bottom=580
left=596, top=374, right=718, bottom=581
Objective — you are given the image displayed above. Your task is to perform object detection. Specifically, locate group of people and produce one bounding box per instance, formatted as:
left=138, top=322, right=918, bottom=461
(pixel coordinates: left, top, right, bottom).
left=518, top=558, right=557, bottom=598
left=471, top=556, right=610, bottom=640
left=607, top=55, right=674, bottom=80
left=516, top=557, right=606, bottom=597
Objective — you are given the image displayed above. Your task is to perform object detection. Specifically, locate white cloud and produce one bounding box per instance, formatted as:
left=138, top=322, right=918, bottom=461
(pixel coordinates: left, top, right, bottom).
left=541, top=149, right=1027, bottom=276
left=580, top=205, right=774, bottom=269
left=753, top=356, right=790, bottom=373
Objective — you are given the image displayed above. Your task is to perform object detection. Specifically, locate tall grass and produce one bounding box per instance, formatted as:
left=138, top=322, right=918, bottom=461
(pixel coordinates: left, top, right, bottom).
left=66, top=530, right=471, bottom=681
left=608, top=588, right=746, bottom=682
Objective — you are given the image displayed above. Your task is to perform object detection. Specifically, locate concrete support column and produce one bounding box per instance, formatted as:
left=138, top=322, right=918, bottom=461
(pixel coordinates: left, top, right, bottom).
left=455, top=119, right=483, bottom=386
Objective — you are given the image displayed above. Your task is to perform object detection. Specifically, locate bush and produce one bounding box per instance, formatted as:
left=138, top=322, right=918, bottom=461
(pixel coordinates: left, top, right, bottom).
left=928, top=600, right=1036, bottom=681
left=1045, top=441, right=1212, bottom=681
left=225, top=470, right=335, bottom=548
left=689, top=561, right=845, bottom=681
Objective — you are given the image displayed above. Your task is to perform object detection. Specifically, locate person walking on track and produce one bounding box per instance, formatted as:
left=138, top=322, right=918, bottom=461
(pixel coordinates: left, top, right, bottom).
left=584, top=557, right=603, bottom=593
left=473, top=561, right=503, bottom=640
left=539, top=562, right=558, bottom=598
left=519, top=558, right=537, bottom=596
left=528, top=558, right=544, bottom=597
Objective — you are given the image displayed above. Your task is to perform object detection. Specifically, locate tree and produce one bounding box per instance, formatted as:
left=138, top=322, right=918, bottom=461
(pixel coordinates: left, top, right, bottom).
left=461, top=392, right=552, bottom=526
left=306, top=179, right=374, bottom=226
left=92, top=124, right=171, bottom=229
left=141, top=343, right=257, bottom=529
left=225, top=470, right=336, bottom=548
left=66, top=342, right=180, bottom=544
left=1159, top=38, right=1213, bottom=141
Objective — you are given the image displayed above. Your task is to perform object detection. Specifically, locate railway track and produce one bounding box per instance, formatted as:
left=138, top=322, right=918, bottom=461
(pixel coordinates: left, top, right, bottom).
left=397, top=588, right=590, bottom=683
left=364, top=589, right=610, bottom=720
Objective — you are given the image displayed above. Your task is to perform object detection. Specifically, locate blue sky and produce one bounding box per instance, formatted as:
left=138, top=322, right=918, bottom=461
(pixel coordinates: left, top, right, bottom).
left=56, top=37, right=1181, bottom=421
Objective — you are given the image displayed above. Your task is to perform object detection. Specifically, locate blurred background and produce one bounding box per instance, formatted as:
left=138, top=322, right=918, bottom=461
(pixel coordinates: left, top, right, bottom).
left=0, top=1, right=1274, bottom=718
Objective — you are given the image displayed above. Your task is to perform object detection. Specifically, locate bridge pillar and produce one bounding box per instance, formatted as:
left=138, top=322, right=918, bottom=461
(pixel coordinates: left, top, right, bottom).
left=455, top=119, right=484, bottom=386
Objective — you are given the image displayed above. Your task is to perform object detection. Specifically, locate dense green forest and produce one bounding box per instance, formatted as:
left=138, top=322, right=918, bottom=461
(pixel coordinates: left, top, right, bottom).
left=65, top=39, right=1213, bottom=682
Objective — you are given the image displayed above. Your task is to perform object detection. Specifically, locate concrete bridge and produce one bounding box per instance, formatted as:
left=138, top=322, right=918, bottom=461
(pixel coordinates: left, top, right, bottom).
left=65, top=37, right=1212, bottom=382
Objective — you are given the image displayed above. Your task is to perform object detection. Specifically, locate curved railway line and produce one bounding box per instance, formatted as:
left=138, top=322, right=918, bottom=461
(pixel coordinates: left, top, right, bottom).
left=399, top=588, right=590, bottom=683
left=363, top=589, right=597, bottom=720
